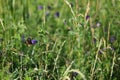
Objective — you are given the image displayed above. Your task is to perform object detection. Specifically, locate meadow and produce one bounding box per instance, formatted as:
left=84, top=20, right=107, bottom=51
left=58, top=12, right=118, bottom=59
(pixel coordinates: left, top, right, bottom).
left=0, top=0, right=120, bottom=80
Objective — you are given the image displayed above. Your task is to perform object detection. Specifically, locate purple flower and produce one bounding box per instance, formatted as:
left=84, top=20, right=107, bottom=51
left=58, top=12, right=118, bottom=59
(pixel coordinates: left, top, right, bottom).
left=54, top=12, right=60, bottom=18
left=86, top=15, right=90, bottom=20
left=38, top=5, right=43, bottom=10
left=21, top=35, right=37, bottom=45
left=25, top=37, right=38, bottom=45
left=31, top=39, right=38, bottom=44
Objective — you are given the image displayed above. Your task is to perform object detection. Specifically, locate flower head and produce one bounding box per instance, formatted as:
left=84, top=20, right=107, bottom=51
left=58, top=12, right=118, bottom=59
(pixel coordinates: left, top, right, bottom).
left=31, top=39, right=38, bottom=44
left=54, top=12, right=60, bottom=18
left=38, top=5, right=43, bottom=10
left=86, top=15, right=90, bottom=20
left=25, top=37, right=38, bottom=45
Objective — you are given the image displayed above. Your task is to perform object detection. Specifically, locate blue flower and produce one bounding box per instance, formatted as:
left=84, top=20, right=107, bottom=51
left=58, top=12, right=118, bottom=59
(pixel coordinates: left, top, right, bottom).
left=25, top=37, right=38, bottom=45
left=38, top=5, right=43, bottom=10
left=31, top=39, right=38, bottom=44
left=86, top=15, right=90, bottom=20
left=54, top=12, right=60, bottom=18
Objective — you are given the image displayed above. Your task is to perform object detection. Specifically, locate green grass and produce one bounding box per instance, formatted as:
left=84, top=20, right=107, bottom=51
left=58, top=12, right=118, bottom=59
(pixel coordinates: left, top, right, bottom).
left=0, top=0, right=120, bottom=80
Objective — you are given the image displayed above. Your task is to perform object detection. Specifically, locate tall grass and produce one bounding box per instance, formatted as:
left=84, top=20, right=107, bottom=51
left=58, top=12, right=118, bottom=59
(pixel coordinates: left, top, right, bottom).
left=0, top=0, right=120, bottom=80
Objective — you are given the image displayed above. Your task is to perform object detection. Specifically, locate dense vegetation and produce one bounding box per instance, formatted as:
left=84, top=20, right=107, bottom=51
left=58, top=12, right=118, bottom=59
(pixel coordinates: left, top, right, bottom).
left=0, top=0, right=120, bottom=80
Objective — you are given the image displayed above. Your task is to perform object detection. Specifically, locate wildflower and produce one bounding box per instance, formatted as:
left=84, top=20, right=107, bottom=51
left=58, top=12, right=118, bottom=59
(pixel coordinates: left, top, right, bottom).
left=38, top=5, right=43, bottom=10
left=86, top=15, right=90, bottom=20
left=21, top=35, right=38, bottom=45
left=26, top=37, right=38, bottom=45
left=54, top=12, right=60, bottom=18
left=31, top=39, right=38, bottom=44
